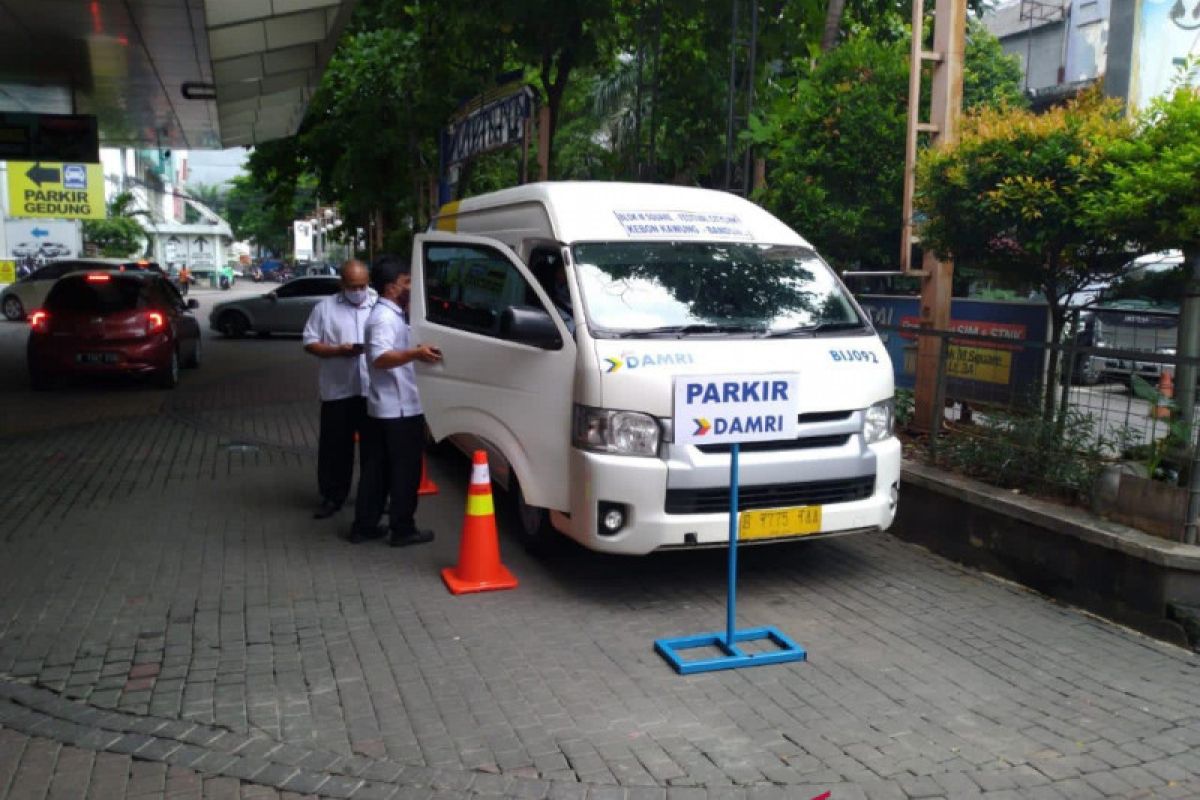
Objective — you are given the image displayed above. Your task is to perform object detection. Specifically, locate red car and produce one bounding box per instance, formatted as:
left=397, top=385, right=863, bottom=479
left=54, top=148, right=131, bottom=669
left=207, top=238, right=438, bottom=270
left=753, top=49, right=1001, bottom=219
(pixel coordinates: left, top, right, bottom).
left=27, top=270, right=202, bottom=390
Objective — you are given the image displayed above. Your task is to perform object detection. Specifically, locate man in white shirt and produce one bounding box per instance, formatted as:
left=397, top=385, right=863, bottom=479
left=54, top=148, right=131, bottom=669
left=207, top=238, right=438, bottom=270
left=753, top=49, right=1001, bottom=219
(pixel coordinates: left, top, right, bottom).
left=302, top=260, right=377, bottom=519
left=349, top=255, right=442, bottom=545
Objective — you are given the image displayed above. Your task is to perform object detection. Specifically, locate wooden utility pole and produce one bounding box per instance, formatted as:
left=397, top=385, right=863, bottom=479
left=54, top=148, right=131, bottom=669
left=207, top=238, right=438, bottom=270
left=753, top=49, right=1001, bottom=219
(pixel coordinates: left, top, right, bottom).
left=902, top=0, right=967, bottom=432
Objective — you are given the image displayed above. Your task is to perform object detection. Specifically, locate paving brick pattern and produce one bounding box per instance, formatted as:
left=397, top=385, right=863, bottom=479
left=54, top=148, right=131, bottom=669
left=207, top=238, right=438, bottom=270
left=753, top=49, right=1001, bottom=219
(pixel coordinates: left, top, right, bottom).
left=1, top=332, right=1199, bottom=798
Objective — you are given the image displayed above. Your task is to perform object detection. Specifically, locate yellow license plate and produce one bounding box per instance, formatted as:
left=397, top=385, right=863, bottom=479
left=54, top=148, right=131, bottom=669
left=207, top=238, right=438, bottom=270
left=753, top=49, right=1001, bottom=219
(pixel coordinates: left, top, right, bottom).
left=738, top=506, right=823, bottom=540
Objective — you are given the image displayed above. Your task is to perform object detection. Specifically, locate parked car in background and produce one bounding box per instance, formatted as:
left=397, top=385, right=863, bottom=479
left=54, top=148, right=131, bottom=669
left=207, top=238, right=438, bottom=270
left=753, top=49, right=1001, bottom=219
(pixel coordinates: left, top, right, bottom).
left=209, top=276, right=339, bottom=337
left=2, top=258, right=164, bottom=322
left=27, top=269, right=201, bottom=390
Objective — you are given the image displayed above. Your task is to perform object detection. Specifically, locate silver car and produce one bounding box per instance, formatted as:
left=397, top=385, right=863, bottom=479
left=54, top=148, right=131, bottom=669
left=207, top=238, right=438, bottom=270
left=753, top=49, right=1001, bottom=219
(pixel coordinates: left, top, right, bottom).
left=209, top=276, right=340, bottom=337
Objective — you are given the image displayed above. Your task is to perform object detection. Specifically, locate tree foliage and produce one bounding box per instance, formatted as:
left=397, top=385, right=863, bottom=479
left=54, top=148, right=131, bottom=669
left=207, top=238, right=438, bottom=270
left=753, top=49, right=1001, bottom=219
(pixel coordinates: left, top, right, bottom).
left=751, top=36, right=909, bottom=272
left=233, top=0, right=1024, bottom=258
left=915, top=90, right=1137, bottom=414
left=82, top=192, right=147, bottom=258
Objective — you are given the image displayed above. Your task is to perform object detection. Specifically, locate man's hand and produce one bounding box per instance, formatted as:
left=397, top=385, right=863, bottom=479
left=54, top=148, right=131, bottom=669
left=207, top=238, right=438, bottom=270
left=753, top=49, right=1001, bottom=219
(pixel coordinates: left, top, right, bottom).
left=414, top=344, right=442, bottom=363
left=338, top=343, right=364, bottom=357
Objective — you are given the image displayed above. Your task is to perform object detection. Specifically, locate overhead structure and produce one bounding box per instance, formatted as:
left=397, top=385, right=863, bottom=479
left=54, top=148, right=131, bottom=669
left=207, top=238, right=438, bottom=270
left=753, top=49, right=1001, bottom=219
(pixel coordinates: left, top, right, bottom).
left=0, top=0, right=356, bottom=150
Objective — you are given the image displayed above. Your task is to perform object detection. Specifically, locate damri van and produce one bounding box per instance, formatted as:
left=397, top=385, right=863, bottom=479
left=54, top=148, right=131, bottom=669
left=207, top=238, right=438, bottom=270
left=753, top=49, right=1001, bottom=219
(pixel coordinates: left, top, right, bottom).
left=411, top=182, right=899, bottom=555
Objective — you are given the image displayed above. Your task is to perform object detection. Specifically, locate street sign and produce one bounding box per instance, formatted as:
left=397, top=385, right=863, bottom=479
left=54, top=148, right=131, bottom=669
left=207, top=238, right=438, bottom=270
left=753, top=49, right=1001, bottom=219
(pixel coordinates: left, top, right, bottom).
left=657, top=371, right=808, bottom=674
left=6, top=161, right=105, bottom=220
left=294, top=221, right=313, bottom=261
left=672, top=373, right=800, bottom=446
left=0, top=260, right=15, bottom=284
left=444, top=85, right=535, bottom=167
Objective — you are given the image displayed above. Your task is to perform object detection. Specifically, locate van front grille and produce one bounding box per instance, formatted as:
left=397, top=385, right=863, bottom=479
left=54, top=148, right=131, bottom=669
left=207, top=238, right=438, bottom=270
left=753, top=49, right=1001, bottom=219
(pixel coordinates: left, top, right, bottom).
left=695, top=434, right=851, bottom=454
left=664, top=475, right=876, bottom=514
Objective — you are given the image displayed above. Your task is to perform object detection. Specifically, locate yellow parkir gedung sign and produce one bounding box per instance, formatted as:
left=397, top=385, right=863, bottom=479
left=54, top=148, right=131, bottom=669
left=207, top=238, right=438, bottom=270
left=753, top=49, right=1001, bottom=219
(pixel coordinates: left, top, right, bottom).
left=6, top=161, right=105, bottom=220
left=0, top=260, right=14, bottom=283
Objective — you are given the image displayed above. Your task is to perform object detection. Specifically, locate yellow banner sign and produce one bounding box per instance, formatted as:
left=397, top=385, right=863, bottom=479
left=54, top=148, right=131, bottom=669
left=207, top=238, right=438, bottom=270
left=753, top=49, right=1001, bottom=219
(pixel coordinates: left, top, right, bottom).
left=0, top=260, right=14, bottom=283
left=6, top=161, right=105, bottom=220
left=947, top=345, right=1012, bottom=384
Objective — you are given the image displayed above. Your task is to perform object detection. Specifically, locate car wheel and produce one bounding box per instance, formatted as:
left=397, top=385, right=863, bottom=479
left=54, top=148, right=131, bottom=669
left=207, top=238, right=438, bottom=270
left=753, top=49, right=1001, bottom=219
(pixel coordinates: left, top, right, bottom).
left=219, top=311, right=249, bottom=338
left=3, top=295, right=25, bottom=321
left=183, top=336, right=201, bottom=368
left=509, top=478, right=558, bottom=555
left=157, top=349, right=180, bottom=389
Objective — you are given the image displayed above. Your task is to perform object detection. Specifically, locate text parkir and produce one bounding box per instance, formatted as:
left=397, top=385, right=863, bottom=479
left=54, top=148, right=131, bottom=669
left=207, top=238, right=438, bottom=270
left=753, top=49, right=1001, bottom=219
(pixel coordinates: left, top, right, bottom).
left=684, top=379, right=791, bottom=405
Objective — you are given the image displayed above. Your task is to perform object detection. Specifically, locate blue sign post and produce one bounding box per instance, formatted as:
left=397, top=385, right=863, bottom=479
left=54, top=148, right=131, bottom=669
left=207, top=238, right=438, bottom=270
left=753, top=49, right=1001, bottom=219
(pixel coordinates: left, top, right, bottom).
left=655, top=374, right=809, bottom=675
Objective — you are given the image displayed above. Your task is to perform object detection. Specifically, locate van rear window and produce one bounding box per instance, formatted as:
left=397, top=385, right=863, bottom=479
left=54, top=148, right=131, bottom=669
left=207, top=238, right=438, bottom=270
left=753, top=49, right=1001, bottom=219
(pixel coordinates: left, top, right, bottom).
left=45, top=276, right=145, bottom=313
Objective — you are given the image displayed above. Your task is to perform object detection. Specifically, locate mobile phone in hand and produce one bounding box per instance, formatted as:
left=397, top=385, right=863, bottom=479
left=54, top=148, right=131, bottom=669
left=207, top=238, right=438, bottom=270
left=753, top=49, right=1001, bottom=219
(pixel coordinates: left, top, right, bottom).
left=351, top=343, right=364, bottom=353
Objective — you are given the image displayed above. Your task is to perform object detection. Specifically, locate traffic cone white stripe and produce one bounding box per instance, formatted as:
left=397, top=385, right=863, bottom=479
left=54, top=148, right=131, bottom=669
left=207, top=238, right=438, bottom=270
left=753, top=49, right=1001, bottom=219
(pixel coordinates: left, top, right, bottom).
left=471, top=462, right=490, bottom=485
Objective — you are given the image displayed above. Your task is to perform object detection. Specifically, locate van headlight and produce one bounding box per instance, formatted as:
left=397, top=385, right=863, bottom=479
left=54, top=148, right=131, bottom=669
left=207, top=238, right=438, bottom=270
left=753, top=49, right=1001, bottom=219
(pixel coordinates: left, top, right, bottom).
left=863, top=399, right=894, bottom=444
left=573, top=406, right=661, bottom=457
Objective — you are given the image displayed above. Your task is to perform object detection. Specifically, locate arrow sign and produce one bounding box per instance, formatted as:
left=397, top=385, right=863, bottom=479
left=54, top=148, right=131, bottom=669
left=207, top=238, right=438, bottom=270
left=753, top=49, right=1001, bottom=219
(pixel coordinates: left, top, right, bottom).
left=25, top=163, right=61, bottom=187
left=31, top=228, right=49, bottom=238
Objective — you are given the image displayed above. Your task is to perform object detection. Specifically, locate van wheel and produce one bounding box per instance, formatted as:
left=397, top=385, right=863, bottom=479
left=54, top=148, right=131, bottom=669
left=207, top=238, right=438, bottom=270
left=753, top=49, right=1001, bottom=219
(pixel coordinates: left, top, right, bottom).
left=510, top=479, right=556, bottom=555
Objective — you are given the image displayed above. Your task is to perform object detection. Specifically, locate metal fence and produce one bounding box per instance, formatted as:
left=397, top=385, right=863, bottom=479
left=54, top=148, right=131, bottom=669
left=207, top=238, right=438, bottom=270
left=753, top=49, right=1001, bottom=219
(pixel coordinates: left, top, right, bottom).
left=881, top=310, right=1200, bottom=544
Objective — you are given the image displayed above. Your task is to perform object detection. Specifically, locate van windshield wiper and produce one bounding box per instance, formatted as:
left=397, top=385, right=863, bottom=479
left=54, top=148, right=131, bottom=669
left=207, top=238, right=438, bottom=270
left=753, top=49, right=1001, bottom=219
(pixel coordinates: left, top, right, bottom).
left=760, top=320, right=867, bottom=338
left=613, top=323, right=763, bottom=338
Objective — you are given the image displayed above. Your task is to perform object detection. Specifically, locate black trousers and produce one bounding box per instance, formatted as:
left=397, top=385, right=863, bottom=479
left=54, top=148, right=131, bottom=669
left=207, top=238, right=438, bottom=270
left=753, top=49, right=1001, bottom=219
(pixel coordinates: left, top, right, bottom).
left=353, top=414, right=425, bottom=537
left=317, top=396, right=368, bottom=506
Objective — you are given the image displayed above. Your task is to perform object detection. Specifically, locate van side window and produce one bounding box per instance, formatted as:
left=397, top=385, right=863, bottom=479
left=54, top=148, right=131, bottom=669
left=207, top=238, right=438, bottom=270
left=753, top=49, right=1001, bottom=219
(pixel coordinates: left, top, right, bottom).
left=425, top=243, right=539, bottom=337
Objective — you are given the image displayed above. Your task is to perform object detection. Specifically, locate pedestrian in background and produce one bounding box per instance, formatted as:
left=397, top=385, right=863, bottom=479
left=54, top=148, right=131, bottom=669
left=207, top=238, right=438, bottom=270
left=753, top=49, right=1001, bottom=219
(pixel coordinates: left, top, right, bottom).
left=348, top=254, right=442, bottom=546
left=303, top=259, right=377, bottom=519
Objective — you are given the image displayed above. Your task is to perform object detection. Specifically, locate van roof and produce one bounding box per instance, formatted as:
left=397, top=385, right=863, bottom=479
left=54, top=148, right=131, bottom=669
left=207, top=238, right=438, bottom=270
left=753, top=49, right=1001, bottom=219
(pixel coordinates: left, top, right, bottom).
left=434, top=182, right=810, bottom=247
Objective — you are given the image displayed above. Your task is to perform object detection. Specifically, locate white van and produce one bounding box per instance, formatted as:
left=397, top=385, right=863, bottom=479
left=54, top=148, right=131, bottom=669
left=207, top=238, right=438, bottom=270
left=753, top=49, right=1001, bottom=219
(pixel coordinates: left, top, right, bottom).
left=411, top=182, right=899, bottom=555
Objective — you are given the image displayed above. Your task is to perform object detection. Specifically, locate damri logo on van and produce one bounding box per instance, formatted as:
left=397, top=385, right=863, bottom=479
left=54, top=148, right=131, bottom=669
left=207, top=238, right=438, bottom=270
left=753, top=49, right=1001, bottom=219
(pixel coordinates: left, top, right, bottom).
left=693, top=417, right=713, bottom=436
left=604, top=351, right=696, bottom=373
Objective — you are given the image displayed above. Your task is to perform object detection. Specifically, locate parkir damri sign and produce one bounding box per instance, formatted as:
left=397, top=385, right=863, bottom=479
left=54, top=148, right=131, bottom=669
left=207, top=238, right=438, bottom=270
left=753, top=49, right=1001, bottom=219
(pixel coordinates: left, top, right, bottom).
left=673, top=373, right=801, bottom=446
left=6, top=161, right=105, bottom=220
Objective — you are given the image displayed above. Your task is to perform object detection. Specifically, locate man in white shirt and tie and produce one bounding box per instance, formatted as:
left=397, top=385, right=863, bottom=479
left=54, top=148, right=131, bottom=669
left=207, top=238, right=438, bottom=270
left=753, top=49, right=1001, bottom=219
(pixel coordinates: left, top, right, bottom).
left=349, top=254, right=442, bottom=545
left=302, top=260, right=377, bottom=520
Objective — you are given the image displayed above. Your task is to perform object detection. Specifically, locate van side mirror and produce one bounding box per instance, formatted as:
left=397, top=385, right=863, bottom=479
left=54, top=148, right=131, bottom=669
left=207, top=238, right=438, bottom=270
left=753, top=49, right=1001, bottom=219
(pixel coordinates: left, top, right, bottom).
left=500, top=305, right=563, bottom=349
left=186, top=299, right=199, bottom=310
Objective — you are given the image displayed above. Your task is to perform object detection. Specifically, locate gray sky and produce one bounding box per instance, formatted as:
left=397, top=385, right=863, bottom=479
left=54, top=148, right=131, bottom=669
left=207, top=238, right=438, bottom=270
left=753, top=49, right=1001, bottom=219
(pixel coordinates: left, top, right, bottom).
left=186, top=148, right=249, bottom=188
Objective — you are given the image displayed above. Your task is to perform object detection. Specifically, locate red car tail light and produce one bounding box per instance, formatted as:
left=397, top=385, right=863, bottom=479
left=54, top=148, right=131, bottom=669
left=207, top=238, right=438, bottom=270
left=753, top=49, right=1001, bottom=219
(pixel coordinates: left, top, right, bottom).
left=29, top=310, right=49, bottom=333
left=86, top=273, right=111, bottom=282
left=146, top=311, right=166, bottom=334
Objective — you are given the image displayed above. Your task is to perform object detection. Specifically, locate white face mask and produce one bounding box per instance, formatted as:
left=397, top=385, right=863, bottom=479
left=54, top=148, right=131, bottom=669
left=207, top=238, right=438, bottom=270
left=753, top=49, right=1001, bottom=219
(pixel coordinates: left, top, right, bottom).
left=344, top=288, right=369, bottom=306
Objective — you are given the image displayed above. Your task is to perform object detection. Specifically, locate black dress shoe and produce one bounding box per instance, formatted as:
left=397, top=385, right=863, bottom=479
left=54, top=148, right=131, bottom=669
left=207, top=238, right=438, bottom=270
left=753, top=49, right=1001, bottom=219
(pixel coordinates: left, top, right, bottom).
left=344, top=525, right=386, bottom=544
left=313, top=499, right=342, bottom=519
left=389, top=528, right=435, bottom=547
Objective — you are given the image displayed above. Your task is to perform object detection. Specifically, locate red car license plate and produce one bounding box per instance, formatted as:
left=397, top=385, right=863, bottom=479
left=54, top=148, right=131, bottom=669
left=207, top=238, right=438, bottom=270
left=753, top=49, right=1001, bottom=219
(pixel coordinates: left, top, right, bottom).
left=76, top=352, right=119, bottom=364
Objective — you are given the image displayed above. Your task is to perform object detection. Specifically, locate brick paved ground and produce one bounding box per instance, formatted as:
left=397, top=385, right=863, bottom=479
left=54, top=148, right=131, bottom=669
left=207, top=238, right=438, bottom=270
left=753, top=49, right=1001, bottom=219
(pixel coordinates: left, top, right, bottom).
left=1, top=313, right=1199, bottom=799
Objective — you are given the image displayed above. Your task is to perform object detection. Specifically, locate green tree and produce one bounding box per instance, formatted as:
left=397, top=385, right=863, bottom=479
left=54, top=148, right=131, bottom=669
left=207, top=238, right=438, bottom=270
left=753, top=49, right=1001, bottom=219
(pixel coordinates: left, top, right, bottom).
left=223, top=171, right=315, bottom=256
left=184, top=182, right=229, bottom=223
left=1093, top=86, right=1200, bottom=423
left=83, top=191, right=148, bottom=258
left=916, top=91, right=1137, bottom=416
left=751, top=36, right=910, bottom=271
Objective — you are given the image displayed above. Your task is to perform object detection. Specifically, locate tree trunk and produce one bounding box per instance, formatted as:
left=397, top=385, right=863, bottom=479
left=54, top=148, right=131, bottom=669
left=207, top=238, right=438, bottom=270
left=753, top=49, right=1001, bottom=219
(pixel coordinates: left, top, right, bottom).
left=1174, top=243, right=1200, bottom=432
left=1044, top=306, right=1065, bottom=421
left=540, top=35, right=579, bottom=179
left=821, top=0, right=847, bottom=52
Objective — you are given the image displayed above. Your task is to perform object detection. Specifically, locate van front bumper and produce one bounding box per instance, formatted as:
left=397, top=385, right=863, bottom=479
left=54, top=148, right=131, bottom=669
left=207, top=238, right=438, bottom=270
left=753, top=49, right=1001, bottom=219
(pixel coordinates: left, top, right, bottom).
left=559, top=437, right=901, bottom=555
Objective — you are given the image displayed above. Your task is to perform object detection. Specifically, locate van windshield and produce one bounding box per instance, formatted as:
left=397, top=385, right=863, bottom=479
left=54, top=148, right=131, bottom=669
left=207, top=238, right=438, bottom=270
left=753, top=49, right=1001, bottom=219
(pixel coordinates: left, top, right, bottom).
left=570, top=242, right=866, bottom=338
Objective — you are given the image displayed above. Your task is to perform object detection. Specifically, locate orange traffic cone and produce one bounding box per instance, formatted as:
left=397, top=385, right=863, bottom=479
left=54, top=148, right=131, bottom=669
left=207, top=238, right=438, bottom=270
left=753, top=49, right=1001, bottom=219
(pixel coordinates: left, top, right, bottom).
left=441, top=451, right=518, bottom=595
left=418, top=455, right=439, bottom=496
left=1154, top=368, right=1175, bottom=420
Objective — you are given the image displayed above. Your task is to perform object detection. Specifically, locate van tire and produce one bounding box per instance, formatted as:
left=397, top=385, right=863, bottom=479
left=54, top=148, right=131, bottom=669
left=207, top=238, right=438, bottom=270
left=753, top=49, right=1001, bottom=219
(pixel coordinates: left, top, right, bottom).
left=510, top=478, right=557, bottom=555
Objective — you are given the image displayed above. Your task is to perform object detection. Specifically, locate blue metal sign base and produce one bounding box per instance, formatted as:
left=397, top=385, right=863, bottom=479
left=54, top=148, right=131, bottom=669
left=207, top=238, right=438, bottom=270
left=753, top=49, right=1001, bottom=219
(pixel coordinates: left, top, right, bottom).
left=655, top=626, right=807, bottom=675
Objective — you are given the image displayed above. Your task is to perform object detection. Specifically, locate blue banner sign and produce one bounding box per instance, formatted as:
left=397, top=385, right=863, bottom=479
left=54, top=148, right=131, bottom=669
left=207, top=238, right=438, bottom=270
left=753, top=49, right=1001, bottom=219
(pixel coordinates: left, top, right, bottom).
left=857, top=296, right=1050, bottom=404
